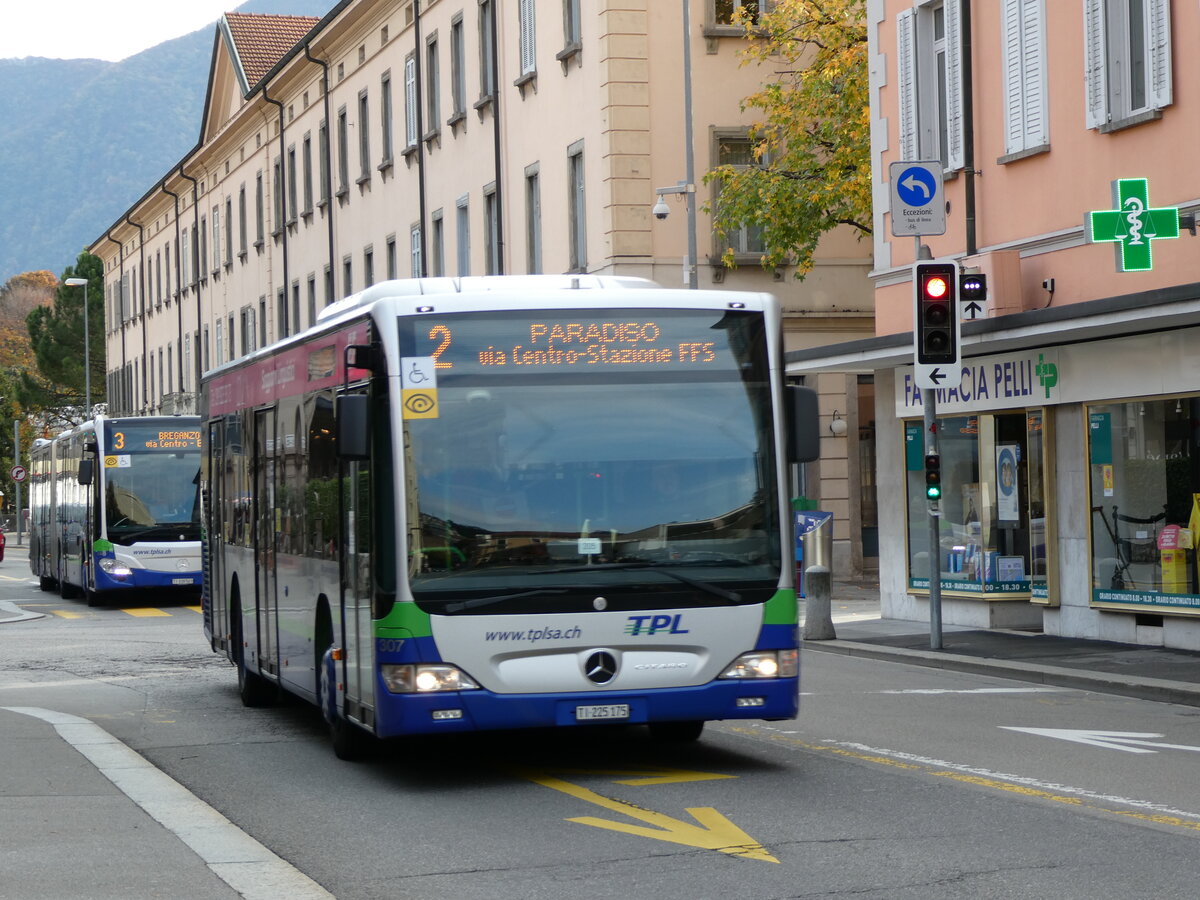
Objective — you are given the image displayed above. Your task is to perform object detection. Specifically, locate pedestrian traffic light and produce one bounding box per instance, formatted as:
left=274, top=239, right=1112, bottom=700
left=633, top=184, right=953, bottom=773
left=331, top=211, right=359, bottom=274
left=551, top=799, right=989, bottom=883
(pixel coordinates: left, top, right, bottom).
left=924, top=452, right=942, bottom=501
left=913, top=261, right=960, bottom=366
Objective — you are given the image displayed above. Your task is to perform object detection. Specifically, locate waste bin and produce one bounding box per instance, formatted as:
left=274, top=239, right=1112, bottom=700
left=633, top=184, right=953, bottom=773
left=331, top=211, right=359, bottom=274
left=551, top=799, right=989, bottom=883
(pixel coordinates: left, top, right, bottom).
left=795, top=510, right=833, bottom=597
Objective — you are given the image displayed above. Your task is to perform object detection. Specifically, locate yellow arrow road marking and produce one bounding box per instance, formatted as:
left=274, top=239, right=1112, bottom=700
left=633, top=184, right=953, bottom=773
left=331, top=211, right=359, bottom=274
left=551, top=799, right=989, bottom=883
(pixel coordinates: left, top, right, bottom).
left=542, top=766, right=737, bottom=786
left=123, top=608, right=171, bottom=617
left=521, top=772, right=778, bottom=863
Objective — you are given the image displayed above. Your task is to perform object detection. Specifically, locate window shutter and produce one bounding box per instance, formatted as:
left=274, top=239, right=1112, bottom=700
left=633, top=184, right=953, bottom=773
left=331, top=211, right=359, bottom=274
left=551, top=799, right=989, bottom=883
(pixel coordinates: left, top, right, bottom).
left=943, top=0, right=964, bottom=171
left=1147, top=0, right=1172, bottom=110
left=896, top=8, right=917, bottom=161
left=1020, top=0, right=1048, bottom=147
left=1082, top=0, right=1107, bottom=129
left=520, top=0, right=536, bottom=75
left=1001, top=0, right=1024, bottom=153
left=405, top=56, right=417, bottom=146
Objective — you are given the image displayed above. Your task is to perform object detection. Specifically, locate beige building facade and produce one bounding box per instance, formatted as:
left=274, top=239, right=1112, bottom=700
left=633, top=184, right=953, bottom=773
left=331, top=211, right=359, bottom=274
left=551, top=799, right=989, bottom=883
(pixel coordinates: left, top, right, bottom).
left=790, top=0, right=1200, bottom=648
left=90, top=0, right=875, bottom=575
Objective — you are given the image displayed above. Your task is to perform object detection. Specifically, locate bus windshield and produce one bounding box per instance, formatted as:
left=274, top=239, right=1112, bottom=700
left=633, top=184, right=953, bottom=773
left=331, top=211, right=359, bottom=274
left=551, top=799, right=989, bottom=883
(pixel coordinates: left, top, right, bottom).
left=400, top=308, right=781, bottom=609
left=102, top=421, right=202, bottom=541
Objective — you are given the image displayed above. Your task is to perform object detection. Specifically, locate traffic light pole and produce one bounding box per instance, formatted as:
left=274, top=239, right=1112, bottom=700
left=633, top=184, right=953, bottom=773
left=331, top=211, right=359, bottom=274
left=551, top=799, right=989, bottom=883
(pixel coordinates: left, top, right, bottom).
left=924, top=394, right=943, bottom=649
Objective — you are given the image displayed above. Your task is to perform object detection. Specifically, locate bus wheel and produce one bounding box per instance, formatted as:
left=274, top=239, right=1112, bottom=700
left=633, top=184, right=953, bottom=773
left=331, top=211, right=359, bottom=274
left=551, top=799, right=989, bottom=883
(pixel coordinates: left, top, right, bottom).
left=318, top=649, right=373, bottom=761
left=232, top=602, right=274, bottom=708
left=38, top=576, right=56, bottom=592
left=648, top=720, right=705, bottom=743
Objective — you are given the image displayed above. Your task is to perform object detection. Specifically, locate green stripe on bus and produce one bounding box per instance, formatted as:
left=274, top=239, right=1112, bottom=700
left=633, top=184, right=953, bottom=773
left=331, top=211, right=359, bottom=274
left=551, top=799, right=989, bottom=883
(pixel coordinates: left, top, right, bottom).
left=762, top=588, right=797, bottom=626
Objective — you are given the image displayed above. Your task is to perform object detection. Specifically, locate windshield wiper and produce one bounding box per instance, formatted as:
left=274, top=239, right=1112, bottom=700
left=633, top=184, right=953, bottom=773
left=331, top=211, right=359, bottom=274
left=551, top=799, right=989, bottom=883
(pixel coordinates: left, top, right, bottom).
left=444, top=588, right=569, bottom=614
left=541, top=562, right=742, bottom=604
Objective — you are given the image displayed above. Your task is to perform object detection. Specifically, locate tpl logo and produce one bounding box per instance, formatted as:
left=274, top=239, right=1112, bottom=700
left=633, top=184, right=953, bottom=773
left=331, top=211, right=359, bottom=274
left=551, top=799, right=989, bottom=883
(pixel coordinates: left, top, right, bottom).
left=625, top=614, right=689, bottom=636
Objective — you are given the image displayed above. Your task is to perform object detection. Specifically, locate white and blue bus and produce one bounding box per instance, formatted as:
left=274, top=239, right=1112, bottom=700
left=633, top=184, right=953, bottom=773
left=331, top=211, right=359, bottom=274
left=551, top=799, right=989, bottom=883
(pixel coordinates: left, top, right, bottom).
left=200, top=276, right=817, bottom=757
left=29, top=415, right=203, bottom=605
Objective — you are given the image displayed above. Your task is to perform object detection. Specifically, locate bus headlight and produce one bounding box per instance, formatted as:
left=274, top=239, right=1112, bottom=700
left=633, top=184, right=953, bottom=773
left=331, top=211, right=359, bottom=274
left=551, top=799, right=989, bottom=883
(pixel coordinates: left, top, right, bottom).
left=719, top=649, right=798, bottom=679
left=98, top=558, right=133, bottom=578
left=381, top=664, right=480, bottom=693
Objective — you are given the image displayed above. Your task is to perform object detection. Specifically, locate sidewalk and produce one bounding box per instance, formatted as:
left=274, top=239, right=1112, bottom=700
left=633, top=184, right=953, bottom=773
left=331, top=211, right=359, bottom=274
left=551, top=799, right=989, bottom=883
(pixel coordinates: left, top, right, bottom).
left=811, top=578, right=1200, bottom=708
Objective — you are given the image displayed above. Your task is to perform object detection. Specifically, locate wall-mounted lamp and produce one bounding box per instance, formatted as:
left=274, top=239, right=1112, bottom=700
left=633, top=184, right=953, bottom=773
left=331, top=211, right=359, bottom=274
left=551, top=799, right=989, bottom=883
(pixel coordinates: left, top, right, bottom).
left=829, top=410, right=848, bottom=436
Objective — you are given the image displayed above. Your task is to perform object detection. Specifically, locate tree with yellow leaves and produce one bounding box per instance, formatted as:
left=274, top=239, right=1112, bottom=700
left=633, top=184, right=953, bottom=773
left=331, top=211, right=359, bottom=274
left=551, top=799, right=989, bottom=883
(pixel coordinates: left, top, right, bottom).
left=705, top=0, right=870, bottom=276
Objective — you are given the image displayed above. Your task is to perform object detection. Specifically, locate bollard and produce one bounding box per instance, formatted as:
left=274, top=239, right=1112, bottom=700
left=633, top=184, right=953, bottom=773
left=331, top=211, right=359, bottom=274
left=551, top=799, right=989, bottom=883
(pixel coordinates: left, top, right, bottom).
left=802, top=564, right=836, bottom=641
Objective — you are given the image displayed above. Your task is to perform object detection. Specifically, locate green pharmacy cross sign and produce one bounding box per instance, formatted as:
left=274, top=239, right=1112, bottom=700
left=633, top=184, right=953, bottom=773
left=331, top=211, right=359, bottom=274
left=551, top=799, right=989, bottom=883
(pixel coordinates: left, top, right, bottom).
left=1088, top=178, right=1180, bottom=272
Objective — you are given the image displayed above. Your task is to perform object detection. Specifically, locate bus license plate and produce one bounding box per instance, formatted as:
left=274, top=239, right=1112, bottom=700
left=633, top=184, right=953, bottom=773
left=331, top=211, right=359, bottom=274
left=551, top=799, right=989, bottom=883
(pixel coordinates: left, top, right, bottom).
left=575, top=704, right=629, bottom=721
left=172, top=578, right=194, bottom=585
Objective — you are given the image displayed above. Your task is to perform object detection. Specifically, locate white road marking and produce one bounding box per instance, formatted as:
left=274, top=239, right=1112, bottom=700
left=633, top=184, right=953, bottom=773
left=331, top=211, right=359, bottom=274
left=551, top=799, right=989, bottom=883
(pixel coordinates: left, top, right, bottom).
left=0, top=600, right=44, bottom=623
left=819, top=735, right=1200, bottom=822
left=1003, top=727, right=1200, bottom=755
left=878, top=687, right=1067, bottom=695
left=3, top=706, right=333, bottom=900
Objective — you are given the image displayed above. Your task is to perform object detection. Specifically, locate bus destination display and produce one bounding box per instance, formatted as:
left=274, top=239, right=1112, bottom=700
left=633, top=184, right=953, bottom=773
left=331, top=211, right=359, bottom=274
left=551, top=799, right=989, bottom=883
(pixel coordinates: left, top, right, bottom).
left=106, top=425, right=202, bottom=452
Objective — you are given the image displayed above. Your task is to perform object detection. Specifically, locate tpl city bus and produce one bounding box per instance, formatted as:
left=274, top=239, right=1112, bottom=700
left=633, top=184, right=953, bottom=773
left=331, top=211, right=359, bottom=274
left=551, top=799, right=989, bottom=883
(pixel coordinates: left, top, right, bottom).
left=200, top=275, right=817, bottom=757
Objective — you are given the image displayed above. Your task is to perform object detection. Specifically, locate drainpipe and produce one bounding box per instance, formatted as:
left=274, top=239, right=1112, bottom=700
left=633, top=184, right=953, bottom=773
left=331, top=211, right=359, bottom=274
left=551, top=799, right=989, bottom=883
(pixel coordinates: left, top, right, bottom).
left=489, top=0, right=504, bottom=272
left=414, top=0, right=428, bottom=275
left=178, top=166, right=201, bottom=398
left=263, top=80, right=290, bottom=331
left=162, top=178, right=185, bottom=403
left=125, top=214, right=147, bottom=413
left=104, top=231, right=127, bottom=414
left=962, top=0, right=977, bottom=256
left=305, top=43, right=337, bottom=294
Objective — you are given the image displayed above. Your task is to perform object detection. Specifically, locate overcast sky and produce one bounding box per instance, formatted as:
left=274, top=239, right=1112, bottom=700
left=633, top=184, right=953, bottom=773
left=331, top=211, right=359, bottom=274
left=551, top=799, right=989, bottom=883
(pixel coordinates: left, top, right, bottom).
left=1, top=1, right=237, bottom=62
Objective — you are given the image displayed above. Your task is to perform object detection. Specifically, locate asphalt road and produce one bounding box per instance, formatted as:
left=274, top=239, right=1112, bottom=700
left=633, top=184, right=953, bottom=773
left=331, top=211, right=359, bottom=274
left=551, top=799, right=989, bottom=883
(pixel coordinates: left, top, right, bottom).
left=3, top=553, right=1200, bottom=899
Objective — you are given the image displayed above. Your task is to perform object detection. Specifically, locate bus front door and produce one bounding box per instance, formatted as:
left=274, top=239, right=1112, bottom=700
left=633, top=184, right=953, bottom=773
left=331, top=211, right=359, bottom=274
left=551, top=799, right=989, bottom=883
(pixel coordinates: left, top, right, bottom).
left=341, top=390, right=375, bottom=726
left=254, top=409, right=279, bottom=677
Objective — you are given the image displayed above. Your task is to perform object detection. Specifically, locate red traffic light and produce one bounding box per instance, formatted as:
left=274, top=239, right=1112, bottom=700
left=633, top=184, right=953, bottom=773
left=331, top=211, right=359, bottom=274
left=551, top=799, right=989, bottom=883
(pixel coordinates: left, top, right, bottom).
left=923, top=275, right=949, bottom=299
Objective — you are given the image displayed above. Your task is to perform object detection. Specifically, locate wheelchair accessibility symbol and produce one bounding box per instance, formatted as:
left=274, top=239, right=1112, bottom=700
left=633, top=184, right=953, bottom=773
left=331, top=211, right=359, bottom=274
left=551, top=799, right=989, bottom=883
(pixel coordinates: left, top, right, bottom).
left=402, top=389, right=439, bottom=419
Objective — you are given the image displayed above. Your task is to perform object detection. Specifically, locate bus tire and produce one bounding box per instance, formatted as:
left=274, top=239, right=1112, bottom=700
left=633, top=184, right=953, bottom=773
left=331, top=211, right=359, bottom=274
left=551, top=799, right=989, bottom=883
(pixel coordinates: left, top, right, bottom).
left=232, top=599, right=275, bottom=708
left=39, top=576, right=56, bottom=592
left=648, top=720, right=705, bottom=743
left=318, top=648, right=373, bottom=761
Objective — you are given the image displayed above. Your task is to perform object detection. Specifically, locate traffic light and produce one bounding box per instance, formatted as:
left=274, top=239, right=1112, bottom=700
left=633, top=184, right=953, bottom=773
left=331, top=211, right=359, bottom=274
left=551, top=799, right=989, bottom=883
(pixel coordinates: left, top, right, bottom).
left=960, top=271, right=987, bottom=304
left=924, top=452, right=942, bottom=501
left=913, top=261, right=959, bottom=365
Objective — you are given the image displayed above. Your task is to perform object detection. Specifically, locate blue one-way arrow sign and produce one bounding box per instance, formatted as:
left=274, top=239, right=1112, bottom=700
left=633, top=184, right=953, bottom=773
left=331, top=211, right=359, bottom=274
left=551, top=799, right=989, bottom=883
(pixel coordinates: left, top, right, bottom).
left=889, top=160, right=946, bottom=237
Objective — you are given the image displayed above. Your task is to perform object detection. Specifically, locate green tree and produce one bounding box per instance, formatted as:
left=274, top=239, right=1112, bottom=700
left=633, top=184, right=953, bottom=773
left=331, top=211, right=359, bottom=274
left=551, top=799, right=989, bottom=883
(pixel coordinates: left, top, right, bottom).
left=20, top=250, right=106, bottom=425
left=705, top=0, right=870, bottom=275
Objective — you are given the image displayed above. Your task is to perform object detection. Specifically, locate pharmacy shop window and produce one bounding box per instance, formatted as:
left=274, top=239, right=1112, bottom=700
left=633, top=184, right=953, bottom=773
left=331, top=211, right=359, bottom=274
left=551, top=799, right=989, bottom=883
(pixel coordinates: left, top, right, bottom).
left=905, top=410, right=1047, bottom=597
left=1088, top=397, right=1200, bottom=613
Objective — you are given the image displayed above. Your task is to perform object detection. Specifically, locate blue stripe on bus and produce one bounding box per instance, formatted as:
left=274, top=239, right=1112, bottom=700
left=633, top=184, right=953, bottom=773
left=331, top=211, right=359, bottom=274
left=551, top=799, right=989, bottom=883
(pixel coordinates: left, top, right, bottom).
left=754, top=623, right=799, bottom=650
left=93, top=567, right=201, bottom=592
left=368, top=677, right=798, bottom=738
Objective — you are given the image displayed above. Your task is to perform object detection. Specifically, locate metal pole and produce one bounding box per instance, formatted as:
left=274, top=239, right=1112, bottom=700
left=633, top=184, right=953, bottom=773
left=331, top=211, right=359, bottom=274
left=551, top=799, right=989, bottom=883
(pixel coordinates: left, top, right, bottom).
left=925, top=393, right=942, bottom=649
left=14, top=419, right=21, bottom=547
left=682, top=0, right=698, bottom=289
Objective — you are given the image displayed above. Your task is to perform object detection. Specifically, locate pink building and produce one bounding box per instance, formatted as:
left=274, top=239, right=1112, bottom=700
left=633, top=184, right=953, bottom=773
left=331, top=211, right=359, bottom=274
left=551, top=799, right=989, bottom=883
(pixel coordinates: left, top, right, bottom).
left=789, top=0, right=1200, bottom=647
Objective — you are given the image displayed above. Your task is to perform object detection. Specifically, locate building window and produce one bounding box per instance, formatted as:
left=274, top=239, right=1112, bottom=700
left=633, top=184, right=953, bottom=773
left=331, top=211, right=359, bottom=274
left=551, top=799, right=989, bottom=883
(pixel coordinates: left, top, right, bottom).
left=904, top=411, right=1048, bottom=600
left=519, top=0, right=536, bottom=76
left=450, top=15, right=466, bottom=120
left=411, top=225, right=423, bottom=277
left=405, top=54, right=418, bottom=148
left=456, top=195, right=470, bottom=276
left=199, top=218, right=208, bottom=279
left=277, top=288, right=287, bottom=339
left=478, top=0, right=496, bottom=100
left=255, top=171, right=265, bottom=246
left=1001, top=0, right=1048, bottom=157
left=181, top=230, right=190, bottom=286
left=380, top=72, right=394, bottom=165
left=287, top=144, right=298, bottom=221
left=224, top=196, right=233, bottom=264
left=258, top=297, right=267, bottom=348
left=711, top=0, right=765, bottom=28
left=238, top=185, right=248, bottom=256
left=318, top=120, right=330, bottom=205
left=432, top=210, right=445, bottom=276
left=302, top=133, right=314, bottom=214
left=211, top=207, right=221, bottom=271
left=364, top=246, right=375, bottom=287
left=897, top=0, right=964, bottom=170
left=307, top=275, right=317, bottom=326
left=292, top=281, right=301, bottom=334
left=386, top=234, right=397, bottom=280
left=337, top=106, right=350, bottom=196
left=483, top=183, right=499, bottom=275
left=240, top=306, right=254, bottom=354
left=1084, top=0, right=1172, bottom=130
left=714, top=133, right=766, bottom=255
left=272, top=158, right=284, bottom=234
left=215, top=319, right=224, bottom=366
left=567, top=141, right=586, bottom=272
left=343, top=256, right=353, bottom=297
left=426, top=34, right=441, bottom=137
left=358, top=90, right=371, bottom=182
left=563, top=0, right=581, bottom=47
left=324, top=266, right=333, bottom=306
left=525, top=163, right=542, bottom=274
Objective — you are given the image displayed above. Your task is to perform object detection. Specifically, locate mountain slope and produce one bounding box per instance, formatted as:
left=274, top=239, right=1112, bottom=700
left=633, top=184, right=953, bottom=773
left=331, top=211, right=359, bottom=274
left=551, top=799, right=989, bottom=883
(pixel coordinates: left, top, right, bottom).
left=0, top=0, right=332, bottom=281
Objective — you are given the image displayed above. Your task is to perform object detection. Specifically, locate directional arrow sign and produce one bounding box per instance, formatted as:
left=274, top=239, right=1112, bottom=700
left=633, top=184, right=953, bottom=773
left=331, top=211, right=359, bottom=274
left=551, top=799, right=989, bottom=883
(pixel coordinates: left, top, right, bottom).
left=889, top=160, right=945, bottom=236
left=963, top=301, right=983, bottom=320
left=519, top=770, right=777, bottom=862
left=1002, top=727, right=1200, bottom=755
left=914, top=362, right=960, bottom=391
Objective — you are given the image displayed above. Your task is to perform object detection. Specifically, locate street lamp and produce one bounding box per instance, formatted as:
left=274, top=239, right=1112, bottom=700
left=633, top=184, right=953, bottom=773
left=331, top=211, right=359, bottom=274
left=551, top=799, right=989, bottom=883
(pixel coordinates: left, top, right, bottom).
left=64, top=277, right=90, bottom=415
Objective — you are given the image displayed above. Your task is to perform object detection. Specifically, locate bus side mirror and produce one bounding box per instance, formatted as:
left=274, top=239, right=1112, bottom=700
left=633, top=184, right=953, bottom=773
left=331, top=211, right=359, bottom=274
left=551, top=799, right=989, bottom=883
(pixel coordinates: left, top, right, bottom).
left=78, top=459, right=94, bottom=486
left=787, top=385, right=820, bottom=463
left=336, top=393, right=371, bottom=461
